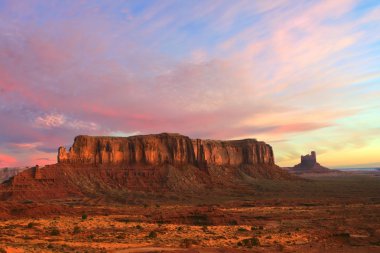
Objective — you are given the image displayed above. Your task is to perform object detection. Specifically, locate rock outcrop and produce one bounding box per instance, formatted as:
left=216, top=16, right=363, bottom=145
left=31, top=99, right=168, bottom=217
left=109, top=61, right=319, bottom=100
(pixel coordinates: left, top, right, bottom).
left=288, top=151, right=332, bottom=174
left=57, top=133, right=275, bottom=168
left=0, top=133, right=292, bottom=201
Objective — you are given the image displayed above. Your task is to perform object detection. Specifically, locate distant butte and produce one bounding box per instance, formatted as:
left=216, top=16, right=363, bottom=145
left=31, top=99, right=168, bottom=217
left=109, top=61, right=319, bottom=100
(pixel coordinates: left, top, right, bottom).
left=0, top=133, right=294, bottom=201
left=288, top=151, right=332, bottom=174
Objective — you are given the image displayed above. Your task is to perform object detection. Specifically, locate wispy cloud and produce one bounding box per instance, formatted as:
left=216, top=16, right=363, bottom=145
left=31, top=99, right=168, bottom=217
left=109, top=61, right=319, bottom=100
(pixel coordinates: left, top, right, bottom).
left=0, top=0, right=379, bottom=167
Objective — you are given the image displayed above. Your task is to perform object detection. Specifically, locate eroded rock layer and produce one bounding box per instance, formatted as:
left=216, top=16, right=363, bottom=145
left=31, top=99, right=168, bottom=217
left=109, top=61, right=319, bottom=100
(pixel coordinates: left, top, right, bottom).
left=58, top=133, right=274, bottom=167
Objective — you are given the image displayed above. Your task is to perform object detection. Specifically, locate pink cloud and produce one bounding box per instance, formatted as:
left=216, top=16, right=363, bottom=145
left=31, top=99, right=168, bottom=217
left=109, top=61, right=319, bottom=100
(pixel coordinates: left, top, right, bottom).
left=272, top=123, right=331, bottom=134
left=0, top=153, right=17, bottom=167
left=0, top=0, right=378, bottom=168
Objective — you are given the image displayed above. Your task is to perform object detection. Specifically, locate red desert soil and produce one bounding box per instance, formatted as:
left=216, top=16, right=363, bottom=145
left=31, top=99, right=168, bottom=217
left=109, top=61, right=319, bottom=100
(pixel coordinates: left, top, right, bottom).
left=1, top=173, right=380, bottom=253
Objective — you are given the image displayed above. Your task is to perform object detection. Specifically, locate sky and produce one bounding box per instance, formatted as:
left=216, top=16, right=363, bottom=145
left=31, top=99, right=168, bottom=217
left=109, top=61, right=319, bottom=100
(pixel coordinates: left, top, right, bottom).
left=0, top=0, right=379, bottom=169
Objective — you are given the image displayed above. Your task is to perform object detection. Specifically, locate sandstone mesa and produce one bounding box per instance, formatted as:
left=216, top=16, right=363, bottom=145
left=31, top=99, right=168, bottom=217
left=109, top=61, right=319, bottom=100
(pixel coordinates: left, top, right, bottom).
left=0, top=133, right=292, bottom=201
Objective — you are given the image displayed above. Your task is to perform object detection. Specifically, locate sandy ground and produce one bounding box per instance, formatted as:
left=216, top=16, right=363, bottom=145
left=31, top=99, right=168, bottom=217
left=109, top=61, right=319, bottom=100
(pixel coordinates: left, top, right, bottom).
left=0, top=174, right=380, bottom=252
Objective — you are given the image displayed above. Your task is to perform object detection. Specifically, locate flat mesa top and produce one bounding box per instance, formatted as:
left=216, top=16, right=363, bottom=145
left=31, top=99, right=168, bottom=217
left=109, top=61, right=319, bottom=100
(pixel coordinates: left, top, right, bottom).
left=73, top=133, right=258, bottom=143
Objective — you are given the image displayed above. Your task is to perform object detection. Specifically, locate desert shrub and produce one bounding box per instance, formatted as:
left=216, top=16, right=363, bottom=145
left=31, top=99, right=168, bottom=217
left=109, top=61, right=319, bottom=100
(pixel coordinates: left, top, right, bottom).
left=50, top=227, right=60, bottom=236
left=135, top=225, right=142, bottom=230
left=228, top=220, right=238, bottom=225
left=156, top=204, right=160, bottom=208
left=143, top=204, right=148, bottom=208
left=202, top=225, right=208, bottom=232
left=148, top=231, right=157, bottom=238
left=27, top=222, right=37, bottom=228
left=177, top=226, right=183, bottom=231
left=23, top=199, right=34, bottom=204
left=333, top=232, right=350, bottom=238
left=0, top=248, right=6, bottom=253
left=47, top=244, right=53, bottom=249
left=237, top=227, right=248, bottom=232
left=82, top=213, right=88, bottom=220
left=73, top=226, right=81, bottom=234
left=237, top=237, right=260, bottom=248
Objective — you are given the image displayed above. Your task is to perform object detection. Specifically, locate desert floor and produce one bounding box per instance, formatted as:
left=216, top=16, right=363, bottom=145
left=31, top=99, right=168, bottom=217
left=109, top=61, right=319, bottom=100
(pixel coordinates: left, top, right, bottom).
left=1, top=173, right=380, bottom=253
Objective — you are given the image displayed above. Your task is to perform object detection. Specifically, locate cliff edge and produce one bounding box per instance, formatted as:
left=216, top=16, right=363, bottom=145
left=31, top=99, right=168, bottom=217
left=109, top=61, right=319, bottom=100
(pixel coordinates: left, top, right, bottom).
left=57, top=133, right=274, bottom=167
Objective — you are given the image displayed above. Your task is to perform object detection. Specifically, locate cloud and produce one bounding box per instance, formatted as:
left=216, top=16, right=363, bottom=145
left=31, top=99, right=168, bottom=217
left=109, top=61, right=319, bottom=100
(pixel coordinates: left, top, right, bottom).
left=0, top=0, right=379, bottom=167
left=34, top=113, right=98, bottom=131
left=34, top=113, right=66, bottom=128
left=0, top=153, right=17, bottom=167
left=9, top=142, right=42, bottom=149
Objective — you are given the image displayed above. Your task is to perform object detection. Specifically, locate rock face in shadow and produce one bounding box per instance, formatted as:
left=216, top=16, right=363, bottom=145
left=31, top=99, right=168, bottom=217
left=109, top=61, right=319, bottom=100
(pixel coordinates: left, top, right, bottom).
left=58, top=133, right=275, bottom=168
left=0, top=167, right=27, bottom=183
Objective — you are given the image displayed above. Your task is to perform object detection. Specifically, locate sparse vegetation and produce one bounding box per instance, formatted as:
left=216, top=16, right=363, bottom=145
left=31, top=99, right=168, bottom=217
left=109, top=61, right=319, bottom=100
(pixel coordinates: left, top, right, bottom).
left=333, top=232, right=350, bottom=238
left=148, top=231, right=157, bottom=238
left=73, top=226, right=81, bottom=234
left=237, top=227, right=248, bottom=232
left=237, top=237, right=260, bottom=248
left=228, top=220, right=238, bottom=225
left=0, top=174, right=379, bottom=252
left=50, top=227, right=60, bottom=236
left=82, top=213, right=88, bottom=220
left=27, top=222, right=37, bottom=228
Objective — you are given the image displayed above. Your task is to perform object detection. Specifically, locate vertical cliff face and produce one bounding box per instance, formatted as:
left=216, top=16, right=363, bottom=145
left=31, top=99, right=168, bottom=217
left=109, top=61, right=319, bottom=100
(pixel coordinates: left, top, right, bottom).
left=58, top=133, right=275, bottom=167
left=192, top=139, right=274, bottom=167
left=58, top=133, right=196, bottom=165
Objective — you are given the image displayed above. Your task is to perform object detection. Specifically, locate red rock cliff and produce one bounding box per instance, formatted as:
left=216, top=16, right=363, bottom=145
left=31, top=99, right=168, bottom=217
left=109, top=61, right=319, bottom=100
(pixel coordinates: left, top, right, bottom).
left=58, top=133, right=275, bottom=167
